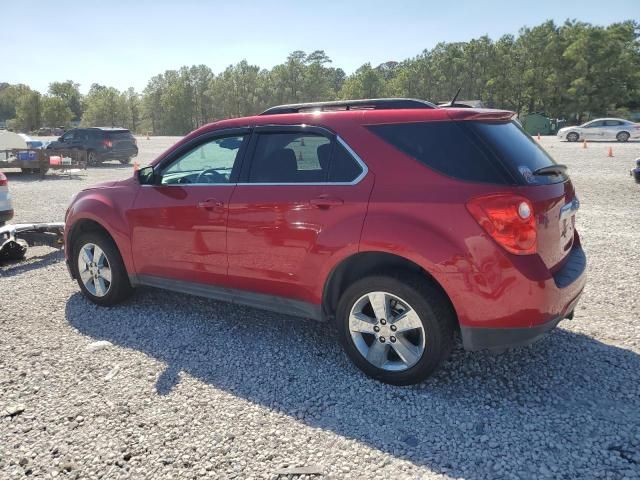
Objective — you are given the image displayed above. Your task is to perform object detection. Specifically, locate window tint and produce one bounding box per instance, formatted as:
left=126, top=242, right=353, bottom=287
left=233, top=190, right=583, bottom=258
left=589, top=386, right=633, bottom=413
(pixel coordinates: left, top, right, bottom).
left=604, top=120, right=622, bottom=126
left=368, top=121, right=511, bottom=184
left=161, top=135, right=245, bottom=185
left=329, top=142, right=363, bottom=182
left=61, top=131, right=75, bottom=142
left=584, top=120, right=603, bottom=128
left=249, top=133, right=327, bottom=183
left=468, top=121, right=564, bottom=185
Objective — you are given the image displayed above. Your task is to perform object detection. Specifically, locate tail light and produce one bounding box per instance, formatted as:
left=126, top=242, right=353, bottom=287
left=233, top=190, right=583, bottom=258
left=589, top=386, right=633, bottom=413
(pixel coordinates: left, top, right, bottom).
left=103, top=138, right=113, bottom=148
left=0, top=172, right=7, bottom=186
left=467, top=193, right=536, bottom=255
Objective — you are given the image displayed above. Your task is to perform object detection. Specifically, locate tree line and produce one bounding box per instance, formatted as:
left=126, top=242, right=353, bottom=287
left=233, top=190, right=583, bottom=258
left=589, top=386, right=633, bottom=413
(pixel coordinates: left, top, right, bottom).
left=1, top=19, right=638, bottom=135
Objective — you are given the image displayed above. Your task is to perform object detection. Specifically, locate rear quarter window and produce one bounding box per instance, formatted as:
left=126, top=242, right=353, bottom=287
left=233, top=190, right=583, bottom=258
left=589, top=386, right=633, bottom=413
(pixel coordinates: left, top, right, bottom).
left=367, top=121, right=513, bottom=184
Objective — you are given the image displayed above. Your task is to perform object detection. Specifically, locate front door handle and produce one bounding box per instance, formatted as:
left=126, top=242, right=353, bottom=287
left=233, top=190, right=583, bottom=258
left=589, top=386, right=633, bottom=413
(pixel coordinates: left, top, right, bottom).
left=197, top=198, right=224, bottom=210
left=310, top=195, right=344, bottom=208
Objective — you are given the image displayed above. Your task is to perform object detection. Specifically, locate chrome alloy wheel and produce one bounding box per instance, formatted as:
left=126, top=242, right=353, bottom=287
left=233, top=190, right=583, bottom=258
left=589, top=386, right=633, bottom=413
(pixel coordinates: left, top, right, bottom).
left=77, top=243, right=112, bottom=297
left=348, top=291, right=426, bottom=371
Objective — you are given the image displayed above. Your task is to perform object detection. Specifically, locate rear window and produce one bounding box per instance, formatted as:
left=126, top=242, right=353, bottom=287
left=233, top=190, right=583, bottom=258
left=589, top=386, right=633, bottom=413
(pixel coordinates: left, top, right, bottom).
left=369, top=120, right=563, bottom=185
left=468, top=121, right=564, bottom=184
left=108, top=130, right=133, bottom=139
left=367, top=121, right=512, bottom=184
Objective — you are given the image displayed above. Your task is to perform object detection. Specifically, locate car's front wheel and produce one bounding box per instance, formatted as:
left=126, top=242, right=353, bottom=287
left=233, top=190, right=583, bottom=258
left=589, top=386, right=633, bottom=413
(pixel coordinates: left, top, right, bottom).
left=72, top=231, right=133, bottom=306
left=616, top=131, right=630, bottom=142
left=566, top=132, right=579, bottom=142
left=86, top=150, right=99, bottom=166
left=336, top=273, right=455, bottom=385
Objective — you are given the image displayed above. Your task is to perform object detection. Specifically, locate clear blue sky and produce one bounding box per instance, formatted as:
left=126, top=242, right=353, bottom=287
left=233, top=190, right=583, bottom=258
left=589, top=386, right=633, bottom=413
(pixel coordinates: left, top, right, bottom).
left=2, top=0, right=637, bottom=94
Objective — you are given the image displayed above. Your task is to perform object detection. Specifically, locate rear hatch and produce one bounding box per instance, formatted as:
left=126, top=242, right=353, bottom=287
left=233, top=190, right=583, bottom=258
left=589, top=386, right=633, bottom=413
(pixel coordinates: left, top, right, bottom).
left=464, top=120, right=577, bottom=271
left=106, top=129, right=136, bottom=155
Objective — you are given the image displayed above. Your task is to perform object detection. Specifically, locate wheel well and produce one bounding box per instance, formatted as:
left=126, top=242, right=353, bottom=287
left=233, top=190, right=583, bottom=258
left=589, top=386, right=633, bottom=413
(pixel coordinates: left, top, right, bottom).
left=617, top=130, right=630, bottom=136
left=322, top=251, right=457, bottom=326
left=67, top=219, right=115, bottom=261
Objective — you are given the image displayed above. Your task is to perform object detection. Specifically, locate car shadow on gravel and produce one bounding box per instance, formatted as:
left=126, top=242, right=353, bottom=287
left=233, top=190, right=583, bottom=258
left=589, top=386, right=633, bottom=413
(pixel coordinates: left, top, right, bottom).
left=0, top=248, right=63, bottom=276
left=65, top=289, right=640, bottom=478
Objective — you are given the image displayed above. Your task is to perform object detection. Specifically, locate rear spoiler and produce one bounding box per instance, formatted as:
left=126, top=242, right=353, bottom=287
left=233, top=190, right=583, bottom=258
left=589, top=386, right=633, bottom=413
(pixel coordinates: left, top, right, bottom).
left=445, top=109, right=516, bottom=122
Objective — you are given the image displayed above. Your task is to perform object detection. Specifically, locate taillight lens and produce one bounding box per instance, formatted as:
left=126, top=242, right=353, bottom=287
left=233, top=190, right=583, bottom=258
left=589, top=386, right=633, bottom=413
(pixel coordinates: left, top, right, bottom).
left=103, top=138, right=113, bottom=148
left=467, top=193, right=537, bottom=255
left=0, top=172, right=7, bottom=186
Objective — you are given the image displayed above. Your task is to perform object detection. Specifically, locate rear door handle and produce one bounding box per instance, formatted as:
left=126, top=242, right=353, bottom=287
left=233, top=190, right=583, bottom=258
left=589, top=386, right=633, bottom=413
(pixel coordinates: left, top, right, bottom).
left=310, top=195, right=344, bottom=208
left=197, top=198, right=224, bottom=210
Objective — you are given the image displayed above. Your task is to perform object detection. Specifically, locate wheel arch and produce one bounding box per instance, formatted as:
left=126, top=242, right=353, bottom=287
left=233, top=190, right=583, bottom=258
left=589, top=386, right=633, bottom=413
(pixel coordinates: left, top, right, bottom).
left=322, top=251, right=458, bottom=328
left=66, top=218, right=118, bottom=278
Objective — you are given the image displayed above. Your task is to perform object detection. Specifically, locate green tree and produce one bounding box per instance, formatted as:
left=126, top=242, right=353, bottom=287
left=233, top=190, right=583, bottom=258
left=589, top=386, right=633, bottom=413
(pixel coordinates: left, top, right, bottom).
left=48, top=81, right=83, bottom=120
left=13, top=91, right=42, bottom=132
left=41, top=96, right=73, bottom=127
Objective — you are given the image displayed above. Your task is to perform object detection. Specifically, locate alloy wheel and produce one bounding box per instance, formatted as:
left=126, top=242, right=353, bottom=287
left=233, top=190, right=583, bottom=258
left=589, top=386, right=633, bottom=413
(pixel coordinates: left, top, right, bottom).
left=348, top=291, right=426, bottom=371
left=77, top=242, right=112, bottom=297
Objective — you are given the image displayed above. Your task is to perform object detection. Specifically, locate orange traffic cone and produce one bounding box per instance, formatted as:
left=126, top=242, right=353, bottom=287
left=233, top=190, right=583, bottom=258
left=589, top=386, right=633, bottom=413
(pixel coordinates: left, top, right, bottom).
left=537, top=133, right=541, bottom=140
left=583, top=139, right=587, bottom=148
left=133, top=160, right=139, bottom=172
left=146, top=132, right=150, bottom=140
left=607, top=147, right=614, bottom=158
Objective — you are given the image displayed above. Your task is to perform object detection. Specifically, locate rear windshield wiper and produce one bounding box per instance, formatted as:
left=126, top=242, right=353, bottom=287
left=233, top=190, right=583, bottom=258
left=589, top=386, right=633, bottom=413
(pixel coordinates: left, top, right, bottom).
left=533, top=164, right=568, bottom=176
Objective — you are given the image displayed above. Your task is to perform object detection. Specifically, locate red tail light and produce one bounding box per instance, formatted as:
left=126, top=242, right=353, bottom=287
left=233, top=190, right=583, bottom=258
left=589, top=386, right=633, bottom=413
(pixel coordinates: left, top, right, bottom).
left=467, top=193, right=537, bottom=255
left=0, top=172, right=7, bottom=186
left=103, top=138, right=113, bottom=148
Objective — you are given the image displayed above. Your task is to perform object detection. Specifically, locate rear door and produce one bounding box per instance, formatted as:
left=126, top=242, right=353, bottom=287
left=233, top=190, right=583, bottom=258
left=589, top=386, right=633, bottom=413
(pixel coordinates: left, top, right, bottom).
left=226, top=125, right=372, bottom=303
left=129, top=129, right=249, bottom=285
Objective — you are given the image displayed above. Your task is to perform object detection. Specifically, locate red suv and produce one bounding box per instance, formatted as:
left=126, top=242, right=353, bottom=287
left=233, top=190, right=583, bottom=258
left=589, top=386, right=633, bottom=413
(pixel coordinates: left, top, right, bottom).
left=64, top=99, right=586, bottom=385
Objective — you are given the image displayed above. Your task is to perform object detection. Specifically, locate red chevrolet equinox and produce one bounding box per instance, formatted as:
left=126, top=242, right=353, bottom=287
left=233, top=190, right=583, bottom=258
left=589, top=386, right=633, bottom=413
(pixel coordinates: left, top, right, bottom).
left=64, top=99, right=586, bottom=385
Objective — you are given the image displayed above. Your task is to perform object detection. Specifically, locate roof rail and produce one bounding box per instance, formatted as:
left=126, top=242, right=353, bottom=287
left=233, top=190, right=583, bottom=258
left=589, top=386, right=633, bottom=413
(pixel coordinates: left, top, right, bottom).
left=260, top=98, right=437, bottom=115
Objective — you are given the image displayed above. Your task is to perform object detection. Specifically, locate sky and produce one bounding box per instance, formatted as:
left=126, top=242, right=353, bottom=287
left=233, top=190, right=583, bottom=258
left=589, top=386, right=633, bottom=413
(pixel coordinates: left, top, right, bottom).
left=1, top=0, right=638, bottom=94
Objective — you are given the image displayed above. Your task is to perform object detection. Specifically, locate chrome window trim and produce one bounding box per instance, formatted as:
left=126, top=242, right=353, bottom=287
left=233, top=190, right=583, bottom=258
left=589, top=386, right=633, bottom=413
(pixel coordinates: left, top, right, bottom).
left=235, top=136, right=368, bottom=187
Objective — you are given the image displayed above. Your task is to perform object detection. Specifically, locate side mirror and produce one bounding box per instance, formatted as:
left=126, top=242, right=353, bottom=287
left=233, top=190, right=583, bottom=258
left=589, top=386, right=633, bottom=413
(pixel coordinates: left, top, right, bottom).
left=137, top=166, right=156, bottom=185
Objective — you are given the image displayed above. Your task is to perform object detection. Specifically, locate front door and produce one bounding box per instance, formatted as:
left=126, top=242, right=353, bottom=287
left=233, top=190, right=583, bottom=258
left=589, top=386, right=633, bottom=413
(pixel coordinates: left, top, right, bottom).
left=129, top=131, right=249, bottom=285
left=226, top=126, right=372, bottom=304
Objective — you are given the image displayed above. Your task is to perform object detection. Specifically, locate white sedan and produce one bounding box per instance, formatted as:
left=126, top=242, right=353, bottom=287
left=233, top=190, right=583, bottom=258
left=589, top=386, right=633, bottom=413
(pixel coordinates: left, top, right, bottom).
left=0, top=172, right=13, bottom=226
left=557, top=118, right=640, bottom=142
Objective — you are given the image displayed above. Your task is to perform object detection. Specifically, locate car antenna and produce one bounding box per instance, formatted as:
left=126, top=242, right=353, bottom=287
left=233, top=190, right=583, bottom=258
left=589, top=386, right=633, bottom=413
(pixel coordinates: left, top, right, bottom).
left=450, top=87, right=461, bottom=107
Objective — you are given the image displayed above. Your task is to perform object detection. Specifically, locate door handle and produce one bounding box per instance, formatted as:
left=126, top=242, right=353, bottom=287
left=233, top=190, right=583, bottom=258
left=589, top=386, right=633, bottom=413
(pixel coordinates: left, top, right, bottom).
left=310, top=195, right=344, bottom=208
left=197, top=198, right=224, bottom=210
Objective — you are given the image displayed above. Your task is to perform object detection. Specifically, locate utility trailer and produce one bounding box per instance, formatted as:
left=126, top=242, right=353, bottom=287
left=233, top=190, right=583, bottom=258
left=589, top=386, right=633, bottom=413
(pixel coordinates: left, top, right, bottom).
left=0, top=148, right=87, bottom=177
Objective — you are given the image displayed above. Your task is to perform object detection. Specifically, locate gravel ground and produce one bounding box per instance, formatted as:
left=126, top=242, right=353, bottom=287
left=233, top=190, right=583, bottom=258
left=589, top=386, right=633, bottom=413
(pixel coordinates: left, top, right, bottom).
left=1, top=136, right=639, bottom=479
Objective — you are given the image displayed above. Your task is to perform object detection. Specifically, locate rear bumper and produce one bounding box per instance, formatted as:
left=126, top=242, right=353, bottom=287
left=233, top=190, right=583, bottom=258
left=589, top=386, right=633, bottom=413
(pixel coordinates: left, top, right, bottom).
left=459, top=245, right=586, bottom=351
left=0, top=209, right=14, bottom=224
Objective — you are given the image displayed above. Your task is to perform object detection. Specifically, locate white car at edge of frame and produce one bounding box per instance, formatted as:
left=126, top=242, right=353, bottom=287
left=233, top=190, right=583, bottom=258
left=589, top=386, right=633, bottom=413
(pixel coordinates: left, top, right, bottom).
left=558, top=118, right=640, bottom=142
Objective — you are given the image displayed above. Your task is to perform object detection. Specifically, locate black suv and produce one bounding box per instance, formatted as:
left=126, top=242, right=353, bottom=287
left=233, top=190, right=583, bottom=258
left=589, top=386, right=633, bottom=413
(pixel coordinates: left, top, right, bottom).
left=47, top=127, right=138, bottom=165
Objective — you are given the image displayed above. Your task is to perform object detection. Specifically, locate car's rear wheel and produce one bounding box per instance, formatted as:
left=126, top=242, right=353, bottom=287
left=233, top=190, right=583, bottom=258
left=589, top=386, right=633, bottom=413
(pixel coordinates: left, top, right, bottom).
left=119, top=157, right=131, bottom=165
left=566, top=132, right=579, bottom=142
left=336, top=273, right=455, bottom=385
left=21, top=168, right=34, bottom=174
left=616, top=131, right=630, bottom=142
left=87, top=150, right=98, bottom=166
left=72, top=231, right=133, bottom=306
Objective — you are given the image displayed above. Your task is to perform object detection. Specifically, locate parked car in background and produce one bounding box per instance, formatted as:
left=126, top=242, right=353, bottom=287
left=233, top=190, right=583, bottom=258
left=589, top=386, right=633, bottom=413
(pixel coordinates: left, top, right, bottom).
left=557, top=118, right=640, bottom=142
left=0, top=172, right=13, bottom=226
left=47, top=127, right=138, bottom=165
left=64, top=99, right=586, bottom=385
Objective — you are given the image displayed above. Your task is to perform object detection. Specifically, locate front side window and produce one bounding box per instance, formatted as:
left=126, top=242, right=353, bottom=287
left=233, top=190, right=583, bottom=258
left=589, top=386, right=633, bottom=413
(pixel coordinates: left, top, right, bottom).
left=160, top=135, right=245, bottom=185
left=247, top=132, right=363, bottom=183
left=61, top=131, right=75, bottom=142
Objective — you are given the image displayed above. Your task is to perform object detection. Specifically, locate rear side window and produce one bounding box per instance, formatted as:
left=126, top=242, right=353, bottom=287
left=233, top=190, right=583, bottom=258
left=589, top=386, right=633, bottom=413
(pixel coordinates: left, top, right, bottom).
left=109, top=130, right=133, bottom=140
left=368, top=121, right=511, bottom=184
left=247, top=132, right=363, bottom=183
left=468, top=121, right=564, bottom=184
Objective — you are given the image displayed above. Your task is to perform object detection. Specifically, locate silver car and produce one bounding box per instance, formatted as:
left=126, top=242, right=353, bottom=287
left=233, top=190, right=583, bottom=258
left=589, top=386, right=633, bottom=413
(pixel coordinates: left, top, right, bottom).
left=557, top=118, right=640, bottom=142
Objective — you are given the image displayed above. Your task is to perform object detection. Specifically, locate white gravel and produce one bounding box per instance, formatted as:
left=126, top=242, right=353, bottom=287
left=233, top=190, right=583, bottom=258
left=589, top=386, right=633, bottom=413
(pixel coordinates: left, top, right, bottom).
left=1, top=136, right=639, bottom=479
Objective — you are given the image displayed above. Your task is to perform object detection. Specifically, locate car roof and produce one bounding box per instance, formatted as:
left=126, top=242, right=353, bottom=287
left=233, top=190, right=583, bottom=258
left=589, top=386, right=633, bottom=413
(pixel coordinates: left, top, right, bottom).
left=586, top=118, right=630, bottom=122
left=192, top=107, right=514, bottom=137
left=81, top=127, right=130, bottom=132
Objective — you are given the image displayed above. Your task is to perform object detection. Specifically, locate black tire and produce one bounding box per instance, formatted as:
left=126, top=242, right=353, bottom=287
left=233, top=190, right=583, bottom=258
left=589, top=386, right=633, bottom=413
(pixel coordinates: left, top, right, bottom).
left=336, top=272, right=455, bottom=385
left=566, top=132, right=579, bottom=142
left=20, top=168, right=33, bottom=174
left=617, top=131, right=630, bottom=142
left=87, top=150, right=99, bottom=166
left=71, top=231, right=133, bottom=306
left=0, top=239, right=27, bottom=261
left=119, top=157, right=132, bottom=165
